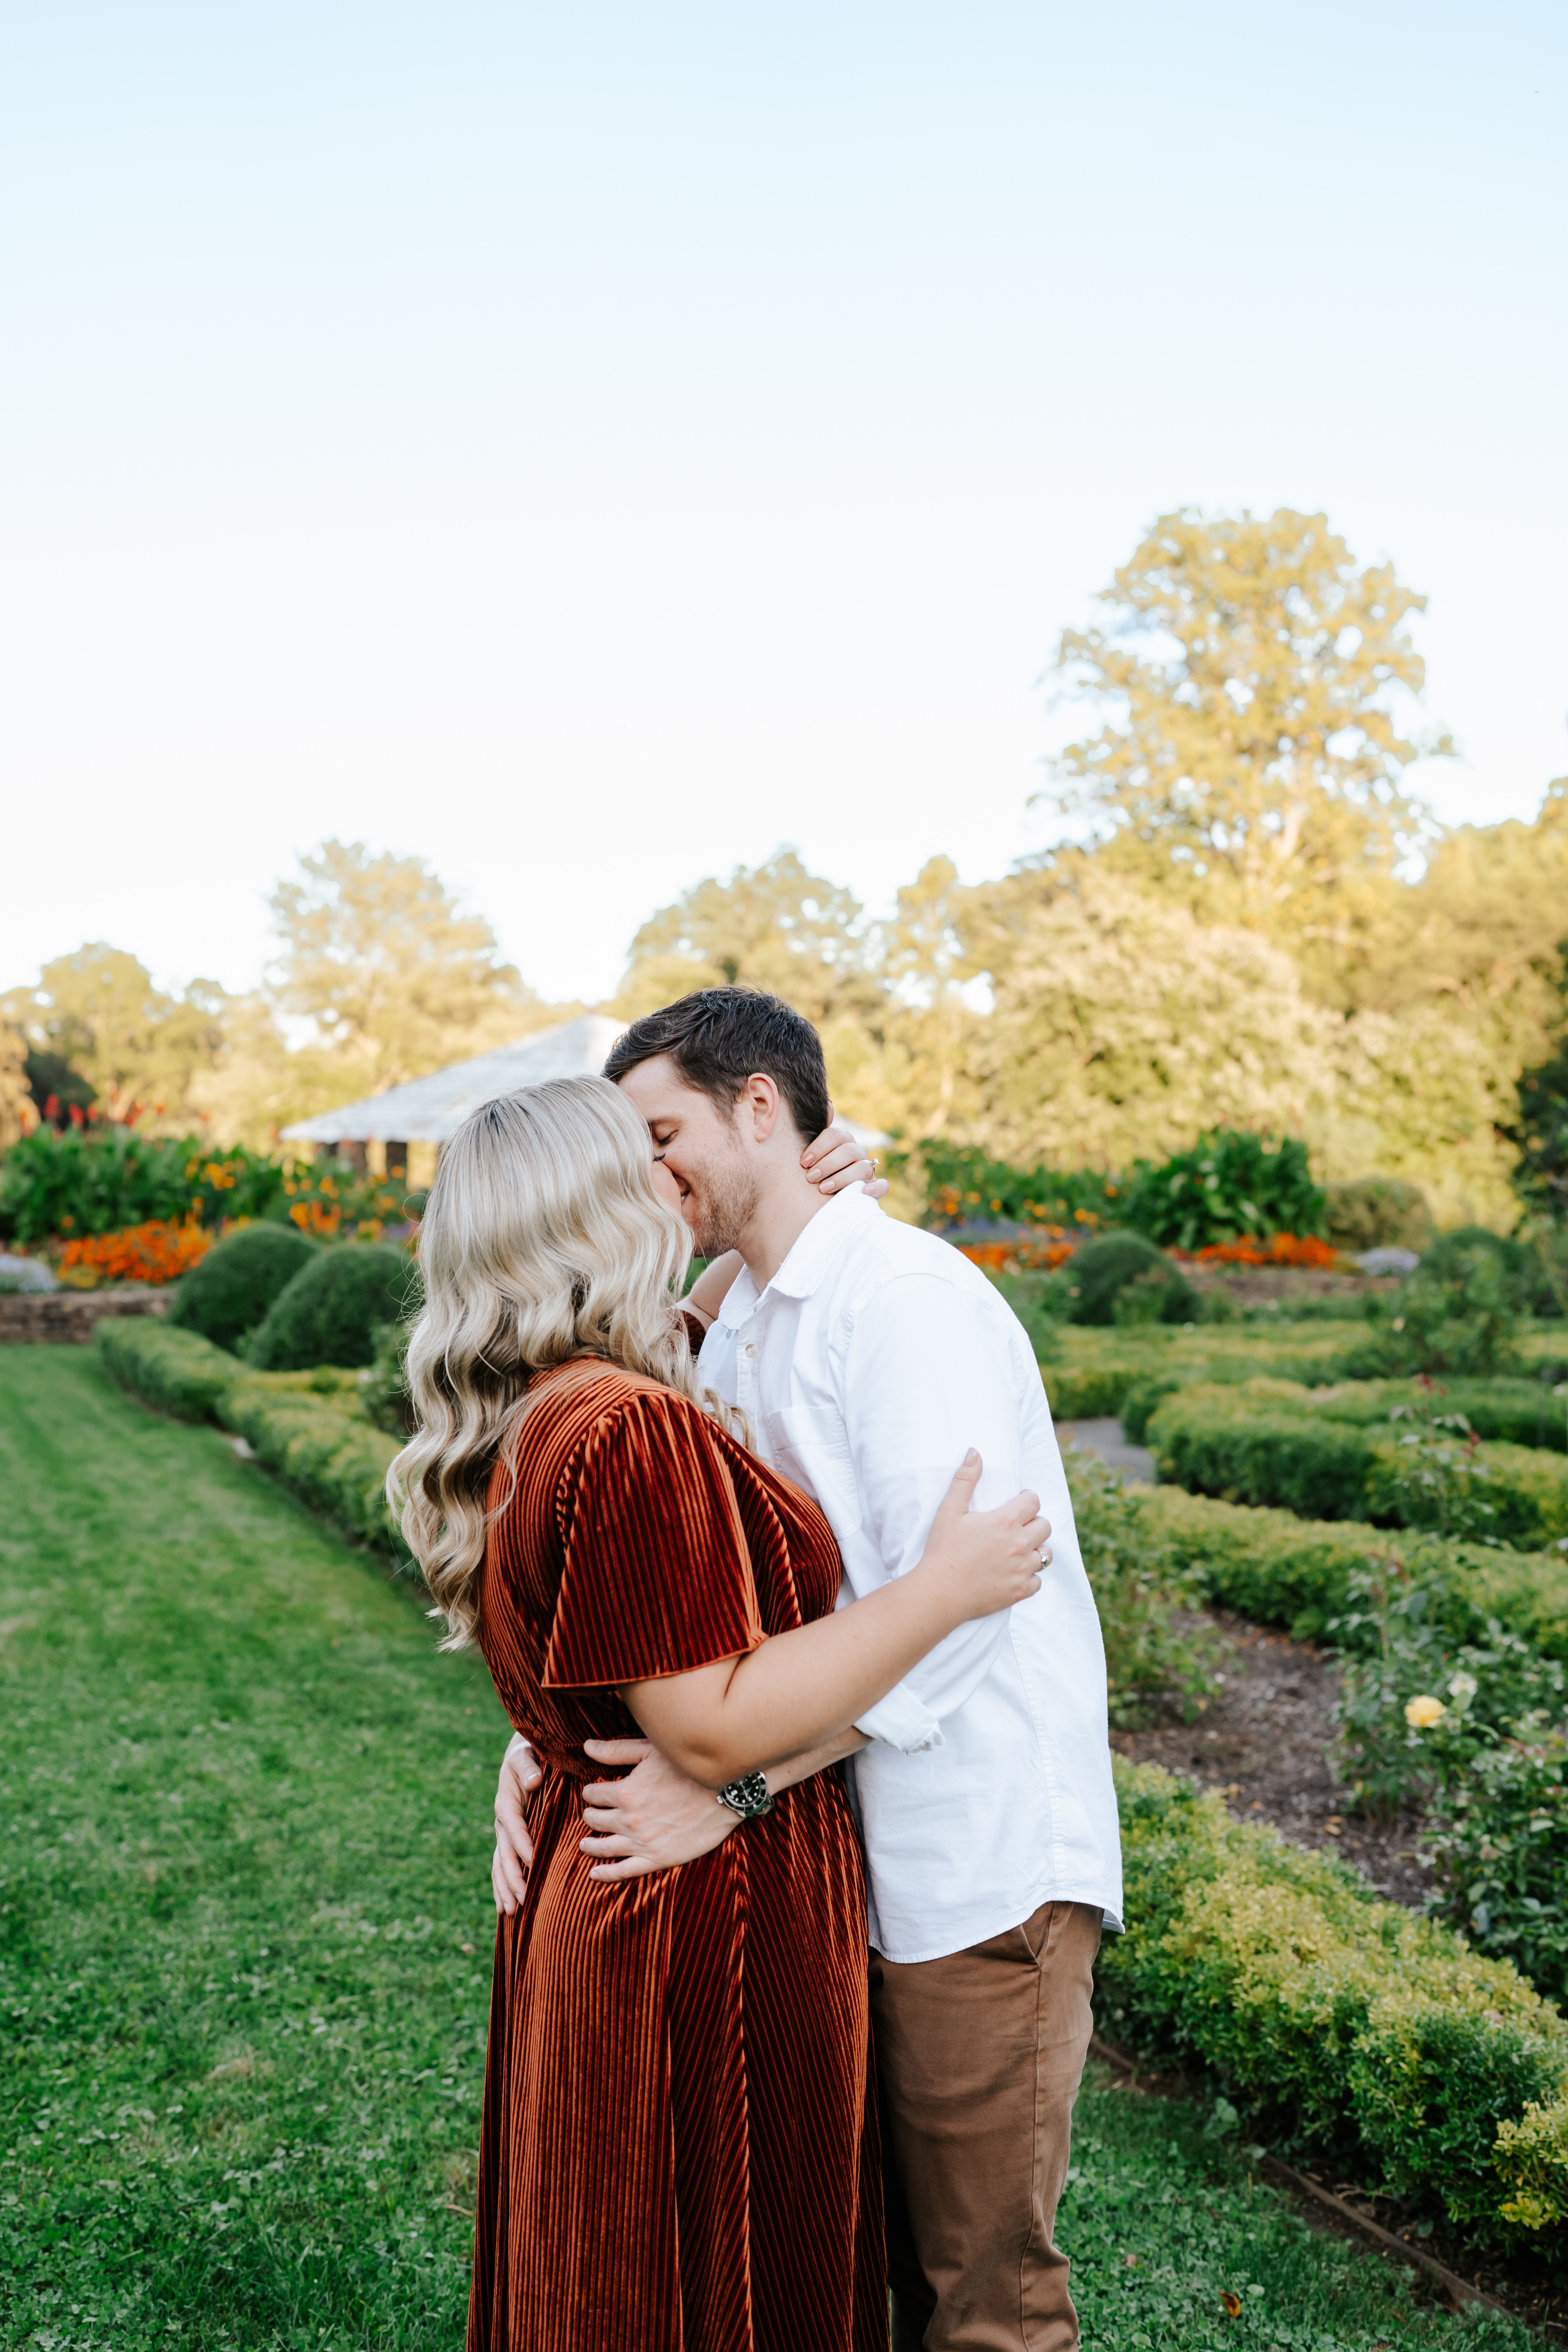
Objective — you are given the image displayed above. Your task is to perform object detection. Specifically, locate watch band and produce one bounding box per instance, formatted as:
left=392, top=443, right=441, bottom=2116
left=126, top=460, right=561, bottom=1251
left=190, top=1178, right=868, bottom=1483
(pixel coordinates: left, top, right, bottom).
left=715, top=1770, right=774, bottom=1821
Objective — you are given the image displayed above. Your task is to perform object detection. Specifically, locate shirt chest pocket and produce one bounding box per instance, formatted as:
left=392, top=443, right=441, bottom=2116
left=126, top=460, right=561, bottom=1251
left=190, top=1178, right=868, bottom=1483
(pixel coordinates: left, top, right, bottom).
left=766, top=1405, right=862, bottom=1534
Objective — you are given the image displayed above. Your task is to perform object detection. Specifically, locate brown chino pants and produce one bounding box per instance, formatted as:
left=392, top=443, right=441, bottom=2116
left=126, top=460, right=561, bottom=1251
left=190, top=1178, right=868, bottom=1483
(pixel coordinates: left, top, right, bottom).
left=868, top=1899, right=1102, bottom=2352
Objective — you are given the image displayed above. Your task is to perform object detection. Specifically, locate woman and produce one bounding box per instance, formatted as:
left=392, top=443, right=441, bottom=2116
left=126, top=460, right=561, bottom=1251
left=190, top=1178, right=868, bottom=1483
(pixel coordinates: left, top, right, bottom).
left=392, top=1077, right=1049, bottom=2352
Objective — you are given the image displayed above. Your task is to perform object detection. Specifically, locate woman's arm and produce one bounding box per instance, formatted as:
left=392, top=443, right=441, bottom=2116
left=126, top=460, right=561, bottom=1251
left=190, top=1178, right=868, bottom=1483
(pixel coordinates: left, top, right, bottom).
left=573, top=1727, right=870, bottom=1884
left=489, top=1724, right=872, bottom=1908
left=621, top=1452, right=1046, bottom=1785
left=684, top=1250, right=744, bottom=1331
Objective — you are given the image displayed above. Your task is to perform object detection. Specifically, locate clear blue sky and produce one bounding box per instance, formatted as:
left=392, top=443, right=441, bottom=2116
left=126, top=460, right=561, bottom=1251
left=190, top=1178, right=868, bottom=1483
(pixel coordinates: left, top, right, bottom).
left=4, top=2, right=1564, bottom=1004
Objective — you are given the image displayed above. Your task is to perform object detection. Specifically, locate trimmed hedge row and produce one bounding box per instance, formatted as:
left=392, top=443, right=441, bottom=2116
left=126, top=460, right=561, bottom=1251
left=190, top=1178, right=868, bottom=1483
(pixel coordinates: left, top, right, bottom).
left=1124, top=1369, right=1568, bottom=1450
left=1042, top=1326, right=1377, bottom=1421
left=98, top=1319, right=402, bottom=1553
left=1103, top=1758, right=1568, bottom=2243
left=98, top=1319, right=243, bottom=1419
left=1139, top=1482, right=1568, bottom=1657
left=1310, top=1375, right=1568, bottom=1452
left=1146, top=1381, right=1568, bottom=1548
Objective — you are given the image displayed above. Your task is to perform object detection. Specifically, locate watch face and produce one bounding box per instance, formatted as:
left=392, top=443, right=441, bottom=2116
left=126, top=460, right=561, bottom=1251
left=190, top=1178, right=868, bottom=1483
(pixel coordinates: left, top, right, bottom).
left=719, top=1771, right=770, bottom=1818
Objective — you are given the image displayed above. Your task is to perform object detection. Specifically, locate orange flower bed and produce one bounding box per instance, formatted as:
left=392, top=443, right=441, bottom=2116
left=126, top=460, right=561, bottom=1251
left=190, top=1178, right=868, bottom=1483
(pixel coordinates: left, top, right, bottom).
left=58, top=1219, right=211, bottom=1286
left=288, top=1199, right=343, bottom=1238
left=957, top=1238, right=1076, bottom=1274
left=1190, top=1232, right=1339, bottom=1269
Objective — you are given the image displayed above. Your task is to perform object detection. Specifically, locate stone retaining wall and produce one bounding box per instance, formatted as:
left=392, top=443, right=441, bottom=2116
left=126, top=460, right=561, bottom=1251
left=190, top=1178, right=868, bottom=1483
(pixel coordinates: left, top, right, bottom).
left=0, top=1290, right=169, bottom=1344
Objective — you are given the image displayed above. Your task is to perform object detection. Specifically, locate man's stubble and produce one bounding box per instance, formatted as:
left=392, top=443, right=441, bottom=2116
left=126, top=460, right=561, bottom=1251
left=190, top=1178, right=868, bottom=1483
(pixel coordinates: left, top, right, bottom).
left=686, top=1149, right=762, bottom=1259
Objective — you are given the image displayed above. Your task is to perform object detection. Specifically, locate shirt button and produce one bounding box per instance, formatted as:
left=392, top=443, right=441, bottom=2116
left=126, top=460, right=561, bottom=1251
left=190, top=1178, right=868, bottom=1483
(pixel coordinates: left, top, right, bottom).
left=744, top=1343, right=757, bottom=1357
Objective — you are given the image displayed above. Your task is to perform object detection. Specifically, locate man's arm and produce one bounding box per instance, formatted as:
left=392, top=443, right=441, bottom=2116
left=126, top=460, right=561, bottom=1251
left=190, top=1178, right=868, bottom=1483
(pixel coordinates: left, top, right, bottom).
left=838, top=1275, right=1033, bottom=1752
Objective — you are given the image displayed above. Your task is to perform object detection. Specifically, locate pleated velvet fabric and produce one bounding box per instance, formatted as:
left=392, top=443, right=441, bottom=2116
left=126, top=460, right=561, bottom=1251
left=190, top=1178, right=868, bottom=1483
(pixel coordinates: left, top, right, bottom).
left=468, top=1357, right=887, bottom=2352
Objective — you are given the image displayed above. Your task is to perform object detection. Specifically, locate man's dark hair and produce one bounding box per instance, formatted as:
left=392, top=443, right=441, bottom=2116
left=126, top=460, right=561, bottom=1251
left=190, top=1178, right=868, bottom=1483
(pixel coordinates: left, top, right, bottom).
left=604, top=988, right=831, bottom=1141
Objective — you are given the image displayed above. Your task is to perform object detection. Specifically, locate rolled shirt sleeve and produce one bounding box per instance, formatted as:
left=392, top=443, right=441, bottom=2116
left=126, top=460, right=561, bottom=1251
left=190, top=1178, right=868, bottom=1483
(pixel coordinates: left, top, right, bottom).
left=836, top=1274, right=1032, bottom=1752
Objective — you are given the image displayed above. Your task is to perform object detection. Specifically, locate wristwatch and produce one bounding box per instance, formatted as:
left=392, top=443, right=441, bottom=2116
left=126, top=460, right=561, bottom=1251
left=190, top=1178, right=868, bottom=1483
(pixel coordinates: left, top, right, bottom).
left=715, top=1771, right=775, bottom=1821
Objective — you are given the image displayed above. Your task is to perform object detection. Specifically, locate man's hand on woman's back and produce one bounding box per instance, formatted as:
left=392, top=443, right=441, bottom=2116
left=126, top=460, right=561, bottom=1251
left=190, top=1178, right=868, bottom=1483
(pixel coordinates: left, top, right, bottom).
left=493, top=1733, right=542, bottom=1915
left=491, top=1733, right=738, bottom=1912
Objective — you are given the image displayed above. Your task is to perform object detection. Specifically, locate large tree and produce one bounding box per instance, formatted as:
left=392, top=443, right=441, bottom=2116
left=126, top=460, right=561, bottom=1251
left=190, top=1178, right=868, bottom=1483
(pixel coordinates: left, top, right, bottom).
left=1359, top=779, right=1568, bottom=1015
left=0, top=945, right=226, bottom=1129
left=878, top=855, right=982, bottom=1138
left=977, top=873, right=1339, bottom=1171
left=971, top=869, right=1517, bottom=1226
left=1044, top=508, right=1448, bottom=995
left=267, top=841, right=543, bottom=1097
left=616, top=849, right=878, bottom=1029
left=0, top=1018, right=33, bottom=1147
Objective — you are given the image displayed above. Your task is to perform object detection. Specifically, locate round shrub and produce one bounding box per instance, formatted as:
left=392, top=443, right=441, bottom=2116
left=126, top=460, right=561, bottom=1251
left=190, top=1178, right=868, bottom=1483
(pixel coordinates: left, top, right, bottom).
left=248, top=1243, right=420, bottom=1371
left=1416, top=1223, right=1562, bottom=1312
left=166, top=1223, right=320, bottom=1354
left=1065, top=1231, right=1199, bottom=1327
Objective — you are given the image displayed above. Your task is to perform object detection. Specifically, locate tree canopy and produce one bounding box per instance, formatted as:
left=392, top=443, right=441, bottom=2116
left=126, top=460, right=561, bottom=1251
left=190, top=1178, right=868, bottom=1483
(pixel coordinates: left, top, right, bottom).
left=4, top=510, right=1561, bottom=1232
left=1045, top=508, right=1449, bottom=993
left=617, top=849, right=877, bottom=1028
left=267, top=840, right=541, bottom=1096
left=0, top=946, right=226, bottom=1130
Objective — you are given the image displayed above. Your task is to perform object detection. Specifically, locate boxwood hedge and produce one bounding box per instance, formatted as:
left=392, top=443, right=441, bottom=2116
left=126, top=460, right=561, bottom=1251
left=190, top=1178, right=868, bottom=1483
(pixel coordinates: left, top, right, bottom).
left=1139, top=1483, right=1568, bottom=1658
left=1103, top=1758, right=1568, bottom=2246
left=248, top=1242, right=419, bottom=1371
left=1147, top=1381, right=1568, bottom=1548
left=164, top=1221, right=320, bottom=1353
left=1042, top=1326, right=1377, bottom=1421
left=1310, top=1376, right=1568, bottom=1453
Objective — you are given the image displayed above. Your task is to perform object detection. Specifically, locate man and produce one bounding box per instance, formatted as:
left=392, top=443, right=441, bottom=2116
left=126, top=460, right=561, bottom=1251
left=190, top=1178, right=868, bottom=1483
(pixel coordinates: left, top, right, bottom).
left=494, top=988, right=1122, bottom=2352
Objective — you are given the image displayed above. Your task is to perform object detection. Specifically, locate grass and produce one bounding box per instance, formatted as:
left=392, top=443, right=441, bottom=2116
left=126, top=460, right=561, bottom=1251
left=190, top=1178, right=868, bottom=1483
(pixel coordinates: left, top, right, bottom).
left=1065, top=2071, right=1533, bottom=2349
left=0, top=1347, right=509, bottom=2350
left=0, top=1348, right=1538, bottom=2350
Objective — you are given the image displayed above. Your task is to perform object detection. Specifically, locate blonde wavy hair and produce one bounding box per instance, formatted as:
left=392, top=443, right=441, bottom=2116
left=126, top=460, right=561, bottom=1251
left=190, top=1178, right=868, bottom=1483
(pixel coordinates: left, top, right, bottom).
left=389, top=1074, right=734, bottom=1648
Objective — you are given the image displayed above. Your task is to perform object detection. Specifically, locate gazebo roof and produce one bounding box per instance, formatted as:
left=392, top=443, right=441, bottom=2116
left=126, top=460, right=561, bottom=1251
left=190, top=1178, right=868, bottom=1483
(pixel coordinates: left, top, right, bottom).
left=279, top=1015, right=628, bottom=1145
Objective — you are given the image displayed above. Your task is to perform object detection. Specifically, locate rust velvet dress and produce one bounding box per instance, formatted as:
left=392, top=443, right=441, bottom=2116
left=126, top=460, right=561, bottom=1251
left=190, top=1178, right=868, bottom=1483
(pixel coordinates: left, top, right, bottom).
left=468, top=1357, right=887, bottom=2352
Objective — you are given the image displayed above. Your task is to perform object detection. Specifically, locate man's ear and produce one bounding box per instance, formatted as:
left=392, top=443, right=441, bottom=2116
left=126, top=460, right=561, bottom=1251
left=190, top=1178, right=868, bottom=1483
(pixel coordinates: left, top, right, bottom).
left=743, top=1072, right=782, bottom=1142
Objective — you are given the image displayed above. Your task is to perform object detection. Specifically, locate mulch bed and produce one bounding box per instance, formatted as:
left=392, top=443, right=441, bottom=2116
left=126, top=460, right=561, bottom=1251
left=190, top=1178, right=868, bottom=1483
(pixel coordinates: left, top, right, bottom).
left=1111, top=1607, right=1432, bottom=1909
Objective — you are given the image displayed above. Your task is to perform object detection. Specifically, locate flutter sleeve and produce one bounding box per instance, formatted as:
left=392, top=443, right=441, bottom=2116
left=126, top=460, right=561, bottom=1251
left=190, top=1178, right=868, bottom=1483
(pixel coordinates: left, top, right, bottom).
left=542, top=1387, right=766, bottom=1690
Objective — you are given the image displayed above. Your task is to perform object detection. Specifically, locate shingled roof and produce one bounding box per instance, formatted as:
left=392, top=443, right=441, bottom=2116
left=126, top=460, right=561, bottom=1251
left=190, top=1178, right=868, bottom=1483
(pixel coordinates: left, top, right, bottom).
left=279, top=1015, right=628, bottom=1144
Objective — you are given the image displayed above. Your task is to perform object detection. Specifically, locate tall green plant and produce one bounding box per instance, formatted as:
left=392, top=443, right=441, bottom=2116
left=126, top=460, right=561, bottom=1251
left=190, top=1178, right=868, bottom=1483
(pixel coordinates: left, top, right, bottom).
left=1122, top=1129, right=1325, bottom=1252
left=0, top=1126, right=285, bottom=1245
left=901, top=1141, right=1125, bottom=1230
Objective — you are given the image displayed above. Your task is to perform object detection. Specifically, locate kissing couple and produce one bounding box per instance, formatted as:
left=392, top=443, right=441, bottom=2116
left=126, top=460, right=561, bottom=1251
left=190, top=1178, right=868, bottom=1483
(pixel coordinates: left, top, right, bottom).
left=391, top=987, right=1123, bottom=2352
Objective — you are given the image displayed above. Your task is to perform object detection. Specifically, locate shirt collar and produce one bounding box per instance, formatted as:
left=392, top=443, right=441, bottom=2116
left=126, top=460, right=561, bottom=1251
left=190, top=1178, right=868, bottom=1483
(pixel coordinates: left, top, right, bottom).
left=715, top=1183, right=875, bottom=1328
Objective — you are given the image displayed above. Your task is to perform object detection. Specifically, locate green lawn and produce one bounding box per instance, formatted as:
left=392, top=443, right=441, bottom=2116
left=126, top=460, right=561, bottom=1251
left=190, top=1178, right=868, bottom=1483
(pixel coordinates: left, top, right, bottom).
left=0, top=1348, right=509, bottom=2350
left=0, top=1349, right=1535, bottom=2350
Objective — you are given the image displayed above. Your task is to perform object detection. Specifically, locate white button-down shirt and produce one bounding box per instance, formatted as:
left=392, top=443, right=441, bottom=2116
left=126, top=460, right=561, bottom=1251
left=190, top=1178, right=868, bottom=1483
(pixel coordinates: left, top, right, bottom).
left=698, top=1185, right=1123, bottom=1964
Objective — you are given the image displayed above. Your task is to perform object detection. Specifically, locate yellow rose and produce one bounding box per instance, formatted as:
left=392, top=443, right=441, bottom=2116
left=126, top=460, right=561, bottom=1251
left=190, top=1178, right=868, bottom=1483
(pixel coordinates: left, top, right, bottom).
left=1405, top=1695, right=1448, bottom=1729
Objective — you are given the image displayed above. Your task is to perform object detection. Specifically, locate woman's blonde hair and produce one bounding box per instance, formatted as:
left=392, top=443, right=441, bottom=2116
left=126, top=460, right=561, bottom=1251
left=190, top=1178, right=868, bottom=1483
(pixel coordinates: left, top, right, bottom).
left=389, top=1074, right=731, bottom=1648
